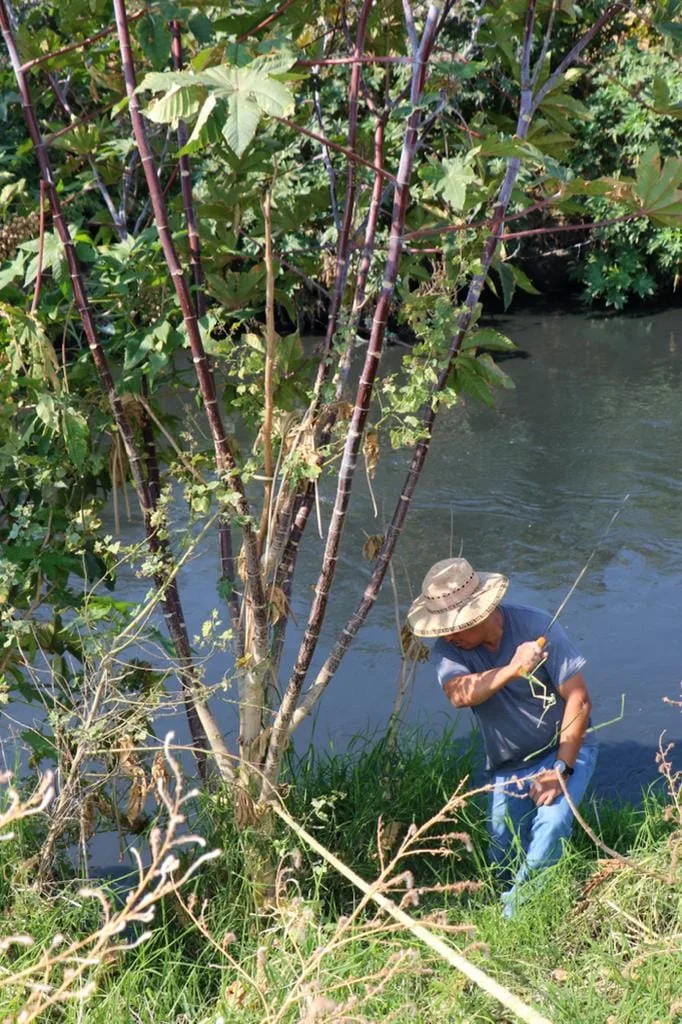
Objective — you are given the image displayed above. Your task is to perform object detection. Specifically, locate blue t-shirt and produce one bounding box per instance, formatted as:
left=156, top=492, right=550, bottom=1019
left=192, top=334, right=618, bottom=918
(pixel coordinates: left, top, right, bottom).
left=432, top=603, right=593, bottom=774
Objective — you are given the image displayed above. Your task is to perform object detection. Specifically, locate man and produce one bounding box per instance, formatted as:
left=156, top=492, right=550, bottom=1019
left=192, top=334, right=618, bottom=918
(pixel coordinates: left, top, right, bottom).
left=408, top=557, right=597, bottom=916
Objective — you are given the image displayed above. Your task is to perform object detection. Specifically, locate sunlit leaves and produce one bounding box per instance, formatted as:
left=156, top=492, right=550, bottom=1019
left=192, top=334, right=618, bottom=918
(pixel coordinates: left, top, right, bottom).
left=434, top=155, right=478, bottom=212
left=462, top=327, right=518, bottom=352
left=138, top=51, right=295, bottom=157
left=633, top=145, right=682, bottom=226
left=143, top=84, right=204, bottom=128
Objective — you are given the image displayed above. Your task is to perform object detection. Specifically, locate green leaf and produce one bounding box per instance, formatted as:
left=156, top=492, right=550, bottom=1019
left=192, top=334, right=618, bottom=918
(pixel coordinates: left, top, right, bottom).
left=510, top=264, right=540, bottom=295
left=137, top=14, right=172, bottom=71
left=62, top=408, right=89, bottom=467
left=652, top=74, right=671, bottom=108
left=144, top=84, right=204, bottom=128
left=462, top=328, right=518, bottom=353
left=179, top=94, right=218, bottom=154
left=136, top=70, right=196, bottom=94
left=634, top=145, right=682, bottom=226
left=453, top=358, right=495, bottom=407
left=223, top=92, right=261, bottom=157
left=435, top=155, right=477, bottom=212
left=189, top=12, right=214, bottom=44
left=35, top=395, right=58, bottom=430
left=22, top=729, right=57, bottom=764
left=476, top=353, right=516, bottom=390
left=495, top=261, right=515, bottom=310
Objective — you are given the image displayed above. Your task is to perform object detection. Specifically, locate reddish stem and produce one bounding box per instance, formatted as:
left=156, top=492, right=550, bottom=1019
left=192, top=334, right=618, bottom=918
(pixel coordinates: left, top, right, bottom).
left=30, top=181, right=46, bottom=314
left=20, top=9, right=145, bottom=71
left=169, top=20, right=205, bottom=318
left=112, top=0, right=268, bottom=663
left=276, top=117, right=398, bottom=185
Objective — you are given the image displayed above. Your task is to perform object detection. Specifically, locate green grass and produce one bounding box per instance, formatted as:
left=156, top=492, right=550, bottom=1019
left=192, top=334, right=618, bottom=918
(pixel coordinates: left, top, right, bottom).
left=1, top=731, right=680, bottom=1023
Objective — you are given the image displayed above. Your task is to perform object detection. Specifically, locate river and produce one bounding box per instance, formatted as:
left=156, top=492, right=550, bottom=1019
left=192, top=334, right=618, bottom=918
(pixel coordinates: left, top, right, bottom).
left=6, top=308, right=682, bottom=831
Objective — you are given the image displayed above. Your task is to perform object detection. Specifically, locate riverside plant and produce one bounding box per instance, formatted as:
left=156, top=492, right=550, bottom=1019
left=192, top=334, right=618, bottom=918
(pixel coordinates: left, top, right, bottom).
left=2, top=0, right=682, bottom=832
left=0, top=721, right=681, bottom=1023
left=0, top=733, right=219, bottom=1024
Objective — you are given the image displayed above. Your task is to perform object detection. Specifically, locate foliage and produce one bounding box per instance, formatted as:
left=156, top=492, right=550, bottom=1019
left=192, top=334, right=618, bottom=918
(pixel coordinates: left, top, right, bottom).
left=1, top=0, right=681, bottom=811
left=568, top=37, right=682, bottom=306
left=0, top=730, right=681, bottom=1022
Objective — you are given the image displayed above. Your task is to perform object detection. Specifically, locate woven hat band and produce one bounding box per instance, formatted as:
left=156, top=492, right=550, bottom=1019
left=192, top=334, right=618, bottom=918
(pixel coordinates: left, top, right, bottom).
left=423, top=569, right=480, bottom=609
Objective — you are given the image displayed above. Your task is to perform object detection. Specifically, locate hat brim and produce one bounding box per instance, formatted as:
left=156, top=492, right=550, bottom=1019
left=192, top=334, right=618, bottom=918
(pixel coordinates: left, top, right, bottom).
left=407, top=572, right=508, bottom=638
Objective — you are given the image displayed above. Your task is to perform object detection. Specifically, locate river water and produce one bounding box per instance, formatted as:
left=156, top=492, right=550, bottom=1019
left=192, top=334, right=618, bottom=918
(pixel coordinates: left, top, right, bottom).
left=282, top=306, right=682, bottom=803
left=6, top=308, right=682, bottom=824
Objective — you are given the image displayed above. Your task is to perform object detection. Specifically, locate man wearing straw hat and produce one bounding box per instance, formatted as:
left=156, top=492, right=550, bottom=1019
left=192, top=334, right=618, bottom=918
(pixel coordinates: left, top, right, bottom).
left=408, top=557, right=597, bottom=916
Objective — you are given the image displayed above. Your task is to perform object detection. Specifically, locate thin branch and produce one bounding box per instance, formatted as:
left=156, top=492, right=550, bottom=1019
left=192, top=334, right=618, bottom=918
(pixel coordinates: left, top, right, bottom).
left=0, top=0, right=232, bottom=782
left=500, top=213, right=639, bottom=240
left=170, top=19, right=205, bottom=317
left=258, top=190, right=277, bottom=556
left=531, top=0, right=558, bottom=88
left=533, top=2, right=627, bottom=110
left=297, top=55, right=411, bottom=67
left=312, top=67, right=342, bottom=234
left=263, top=3, right=443, bottom=792
left=30, top=181, right=46, bottom=314
left=113, top=0, right=269, bottom=769
left=276, top=117, right=398, bottom=185
left=402, top=0, right=419, bottom=57
left=19, top=8, right=145, bottom=71
left=236, top=0, right=298, bottom=41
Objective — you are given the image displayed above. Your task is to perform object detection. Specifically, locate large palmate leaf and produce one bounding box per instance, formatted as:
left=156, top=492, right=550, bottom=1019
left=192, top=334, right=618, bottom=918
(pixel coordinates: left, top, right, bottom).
left=138, top=53, right=295, bottom=157
left=634, top=145, right=682, bottom=226
left=435, top=155, right=478, bottom=212
left=143, top=84, right=205, bottom=128
left=202, top=63, right=294, bottom=156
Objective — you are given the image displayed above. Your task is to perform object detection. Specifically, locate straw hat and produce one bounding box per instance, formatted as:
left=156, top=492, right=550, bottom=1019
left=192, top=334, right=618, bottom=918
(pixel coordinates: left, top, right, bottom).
left=407, top=557, right=508, bottom=638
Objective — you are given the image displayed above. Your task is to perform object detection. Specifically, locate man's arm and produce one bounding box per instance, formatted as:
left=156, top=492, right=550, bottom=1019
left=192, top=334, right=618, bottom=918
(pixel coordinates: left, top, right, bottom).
left=556, top=672, right=592, bottom=767
left=530, top=672, right=592, bottom=806
left=443, top=640, right=546, bottom=708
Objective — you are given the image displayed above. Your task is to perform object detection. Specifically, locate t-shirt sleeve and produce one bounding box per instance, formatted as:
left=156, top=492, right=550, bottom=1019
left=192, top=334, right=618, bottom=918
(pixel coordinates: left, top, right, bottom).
left=432, top=644, right=471, bottom=690
left=544, top=621, right=586, bottom=687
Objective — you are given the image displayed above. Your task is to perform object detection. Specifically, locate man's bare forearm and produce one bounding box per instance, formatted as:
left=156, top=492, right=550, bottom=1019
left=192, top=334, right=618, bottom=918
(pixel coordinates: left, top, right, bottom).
left=443, top=640, right=545, bottom=709
left=444, top=664, right=517, bottom=708
left=556, top=688, right=591, bottom=766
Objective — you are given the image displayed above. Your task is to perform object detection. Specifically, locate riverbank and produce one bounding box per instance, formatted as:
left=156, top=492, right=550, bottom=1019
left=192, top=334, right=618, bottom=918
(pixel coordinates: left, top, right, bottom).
left=2, top=729, right=680, bottom=1023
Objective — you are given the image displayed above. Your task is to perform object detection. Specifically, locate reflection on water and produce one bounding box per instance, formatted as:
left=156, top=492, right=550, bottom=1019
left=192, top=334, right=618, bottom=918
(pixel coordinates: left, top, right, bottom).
left=5, top=309, right=682, bottom=811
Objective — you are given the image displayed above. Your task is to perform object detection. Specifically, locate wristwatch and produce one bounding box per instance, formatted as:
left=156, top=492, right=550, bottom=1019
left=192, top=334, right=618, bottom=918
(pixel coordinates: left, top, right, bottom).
left=553, top=758, right=574, bottom=777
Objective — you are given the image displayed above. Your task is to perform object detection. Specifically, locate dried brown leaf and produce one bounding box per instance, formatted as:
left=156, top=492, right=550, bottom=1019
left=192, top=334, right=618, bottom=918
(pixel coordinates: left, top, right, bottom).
left=399, top=623, right=429, bottom=662
left=362, top=534, right=384, bottom=561
left=363, top=429, right=380, bottom=479
left=268, top=585, right=288, bottom=624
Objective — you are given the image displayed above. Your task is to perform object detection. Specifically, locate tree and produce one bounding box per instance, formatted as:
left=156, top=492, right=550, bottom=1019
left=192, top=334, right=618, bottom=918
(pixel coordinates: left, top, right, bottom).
left=1, top=0, right=680, bottom=836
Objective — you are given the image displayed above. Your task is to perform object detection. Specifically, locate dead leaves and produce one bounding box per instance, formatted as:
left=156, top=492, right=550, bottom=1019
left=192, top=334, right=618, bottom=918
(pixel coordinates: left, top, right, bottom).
left=362, top=534, right=384, bottom=561
left=399, top=623, right=429, bottom=663
left=363, top=430, right=380, bottom=479
left=268, top=584, right=288, bottom=624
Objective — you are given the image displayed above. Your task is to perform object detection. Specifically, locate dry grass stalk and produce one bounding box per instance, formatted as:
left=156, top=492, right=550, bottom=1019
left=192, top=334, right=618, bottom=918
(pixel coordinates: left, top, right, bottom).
left=0, top=733, right=218, bottom=1024
left=269, top=782, right=554, bottom=1024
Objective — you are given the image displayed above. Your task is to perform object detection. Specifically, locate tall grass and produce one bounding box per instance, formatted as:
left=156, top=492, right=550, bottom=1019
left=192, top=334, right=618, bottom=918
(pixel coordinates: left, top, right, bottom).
left=0, top=730, right=680, bottom=1023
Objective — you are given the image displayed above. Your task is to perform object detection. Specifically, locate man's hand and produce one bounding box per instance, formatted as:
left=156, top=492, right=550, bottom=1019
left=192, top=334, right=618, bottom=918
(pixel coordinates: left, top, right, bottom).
left=508, top=640, right=546, bottom=678
left=530, top=770, right=563, bottom=806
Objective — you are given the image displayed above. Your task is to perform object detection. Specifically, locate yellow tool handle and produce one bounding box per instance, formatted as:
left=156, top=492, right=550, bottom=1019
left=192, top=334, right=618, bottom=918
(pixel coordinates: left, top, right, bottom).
left=537, top=635, right=547, bottom=649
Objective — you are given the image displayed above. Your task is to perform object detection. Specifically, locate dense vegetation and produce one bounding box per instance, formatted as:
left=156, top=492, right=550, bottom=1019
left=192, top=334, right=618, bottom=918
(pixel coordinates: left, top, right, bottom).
left=1, top=0, right=682, bottom=1019
left=3, top=730, right=682, bottom=1022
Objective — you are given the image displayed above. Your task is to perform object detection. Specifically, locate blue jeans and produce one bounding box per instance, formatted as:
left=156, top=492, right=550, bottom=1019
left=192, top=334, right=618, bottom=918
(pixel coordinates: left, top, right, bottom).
left=488, top=743, right=598, bottom=916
